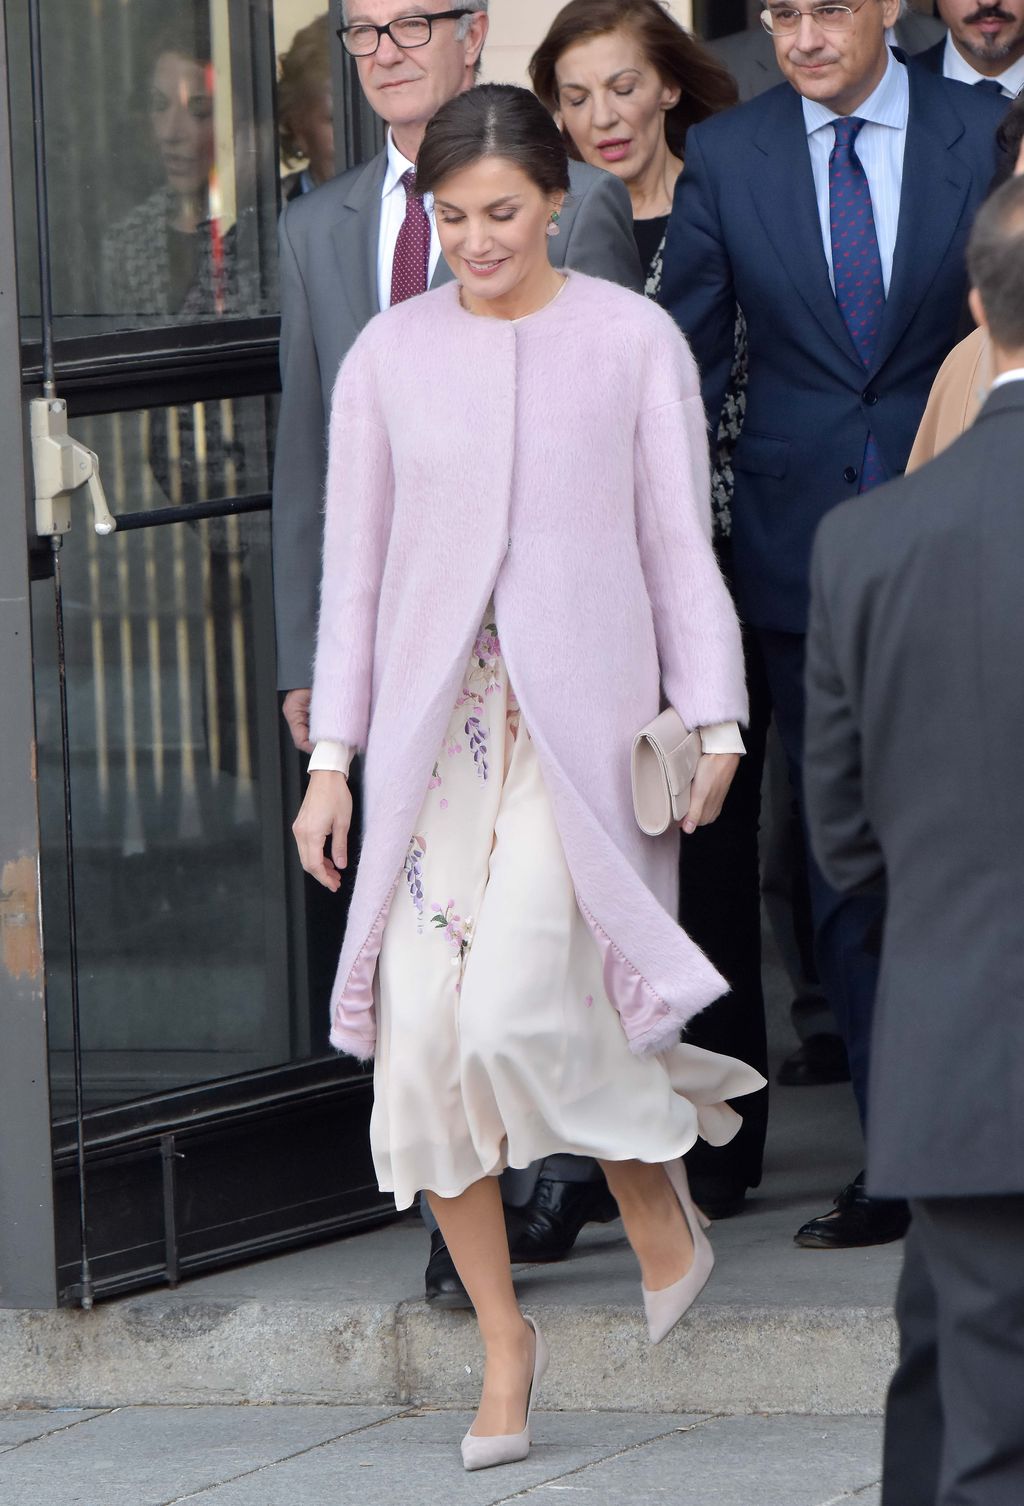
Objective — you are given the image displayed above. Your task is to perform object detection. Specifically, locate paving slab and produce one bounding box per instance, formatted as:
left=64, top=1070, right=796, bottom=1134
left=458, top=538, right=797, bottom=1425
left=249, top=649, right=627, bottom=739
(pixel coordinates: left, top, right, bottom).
left=176, top=1408, right=694, bottom=1506
left=510, top=1413, right=883, bottom=1505
left=0, top=1409, right=107, bottom=1451
left=0, top=1408, right=886, bottom=1506
left=0, top=1406, right=399, bottom=1506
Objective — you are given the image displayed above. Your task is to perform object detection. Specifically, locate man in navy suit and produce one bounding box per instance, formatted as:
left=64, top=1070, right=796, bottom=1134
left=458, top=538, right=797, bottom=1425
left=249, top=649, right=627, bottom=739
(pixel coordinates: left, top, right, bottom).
left=913, top=0, right=1024, bottom=98
left=661, top=0, right=1005, bottom=1248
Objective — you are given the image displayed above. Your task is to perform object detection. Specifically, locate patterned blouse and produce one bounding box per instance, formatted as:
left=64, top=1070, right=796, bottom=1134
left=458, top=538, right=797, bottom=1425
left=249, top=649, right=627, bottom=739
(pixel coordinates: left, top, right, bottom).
left=634, top=216, right=748, bottom=543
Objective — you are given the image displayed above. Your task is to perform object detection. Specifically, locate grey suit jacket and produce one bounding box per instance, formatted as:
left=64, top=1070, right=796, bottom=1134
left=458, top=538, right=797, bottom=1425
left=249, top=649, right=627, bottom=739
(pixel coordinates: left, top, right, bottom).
left=804, top=381, right=1024, bottom=1199
left=272, top=152, right=643, bottom=690
left=710, top=15, right=947, bottom=101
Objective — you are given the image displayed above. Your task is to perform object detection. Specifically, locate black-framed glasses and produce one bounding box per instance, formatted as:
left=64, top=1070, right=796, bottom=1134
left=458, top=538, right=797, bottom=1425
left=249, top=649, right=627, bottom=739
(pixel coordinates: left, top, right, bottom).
left=337, top=10, right=471, bottom=56
left=760, top=0, right=872, bottom=35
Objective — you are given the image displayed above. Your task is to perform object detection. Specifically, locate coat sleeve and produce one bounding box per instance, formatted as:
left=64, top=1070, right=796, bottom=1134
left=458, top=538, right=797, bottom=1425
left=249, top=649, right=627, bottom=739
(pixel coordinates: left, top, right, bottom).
left=272, top=206, right=330, bottom=692
left=658, top=128, right=737, bottom=437
left=634, top=322, right=748, bottom=731
left=561, top=171, right=644, bottom=293
left=308, top=335, right=394, bottom=751
left=804, top=525, right=886, bottom=895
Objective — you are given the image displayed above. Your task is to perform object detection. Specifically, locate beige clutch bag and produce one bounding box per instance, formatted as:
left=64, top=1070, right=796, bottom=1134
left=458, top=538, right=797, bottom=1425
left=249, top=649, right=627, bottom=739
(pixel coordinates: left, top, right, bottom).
left=631, top=709, right=702, bottom=836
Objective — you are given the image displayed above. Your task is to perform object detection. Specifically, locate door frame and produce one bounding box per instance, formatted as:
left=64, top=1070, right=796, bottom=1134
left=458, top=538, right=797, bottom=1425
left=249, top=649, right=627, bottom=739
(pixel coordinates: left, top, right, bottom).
left=0, top=0, right=59, bottom=1310
left=0, top=0, right=397, bottom=1311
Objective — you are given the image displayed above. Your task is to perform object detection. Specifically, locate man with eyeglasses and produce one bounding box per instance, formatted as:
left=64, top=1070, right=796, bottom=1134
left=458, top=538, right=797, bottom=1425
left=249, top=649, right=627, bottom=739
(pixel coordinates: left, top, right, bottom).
left=913, top=0, right=1024, bottom=98
left=711, top=0, right=946, bottom=102
left=661, top=0, right=1006, bottom=1251
left=271, top=0, right=642, bottom=1311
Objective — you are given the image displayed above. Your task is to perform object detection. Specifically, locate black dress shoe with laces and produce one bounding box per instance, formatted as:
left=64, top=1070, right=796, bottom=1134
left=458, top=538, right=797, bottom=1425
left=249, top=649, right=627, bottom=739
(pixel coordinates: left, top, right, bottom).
left=795, top=1171, right=911, bottom=1249
left=507, top=1178, right=620, bottom=1264
left=777, top=1032, right=852, bottom=1087
left=424, top=1228, right=472, bottom=1308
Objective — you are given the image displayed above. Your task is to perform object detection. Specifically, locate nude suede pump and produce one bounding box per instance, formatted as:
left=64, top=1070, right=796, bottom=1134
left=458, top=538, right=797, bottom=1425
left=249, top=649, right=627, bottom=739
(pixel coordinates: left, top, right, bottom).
left=460, top=1315, right=549, bottom=1472
left=642, top=1159, right=714, bottom=1344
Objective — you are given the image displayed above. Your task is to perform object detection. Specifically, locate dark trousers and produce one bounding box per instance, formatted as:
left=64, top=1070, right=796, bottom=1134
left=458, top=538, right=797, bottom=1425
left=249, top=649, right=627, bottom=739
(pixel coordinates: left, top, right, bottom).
left=756, top=628, right=884, bottom=1124
left=681, top=627, right=771, bottom=1190
left=883, top=1196, right=1024, bottom=1505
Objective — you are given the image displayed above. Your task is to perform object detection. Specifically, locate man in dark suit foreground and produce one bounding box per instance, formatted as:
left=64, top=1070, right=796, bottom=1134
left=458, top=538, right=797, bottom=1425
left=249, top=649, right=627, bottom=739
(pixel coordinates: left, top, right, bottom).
left=805, top=175, right=1024, bottom=1506
left=662, top=0, right=1005, bottom=1248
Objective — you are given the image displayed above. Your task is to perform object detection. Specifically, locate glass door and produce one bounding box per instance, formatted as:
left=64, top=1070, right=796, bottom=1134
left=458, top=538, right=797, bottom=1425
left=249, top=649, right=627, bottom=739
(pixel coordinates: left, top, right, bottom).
left=3, top=0, right=393, bottom=1306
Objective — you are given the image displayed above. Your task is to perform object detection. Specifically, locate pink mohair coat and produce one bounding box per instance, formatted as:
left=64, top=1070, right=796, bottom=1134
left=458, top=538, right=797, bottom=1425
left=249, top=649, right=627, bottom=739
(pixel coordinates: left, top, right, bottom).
left=309, top=271, right=749, bottom=1062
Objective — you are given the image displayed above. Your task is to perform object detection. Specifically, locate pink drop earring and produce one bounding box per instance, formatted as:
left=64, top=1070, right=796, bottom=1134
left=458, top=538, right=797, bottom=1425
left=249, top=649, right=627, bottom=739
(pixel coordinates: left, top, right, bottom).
left=546, top=209, right=561, bottom=238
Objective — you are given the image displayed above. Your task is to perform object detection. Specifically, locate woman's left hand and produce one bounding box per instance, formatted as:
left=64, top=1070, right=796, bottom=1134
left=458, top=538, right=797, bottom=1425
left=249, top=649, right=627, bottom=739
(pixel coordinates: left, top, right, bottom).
left=680, top=753, right=741, bottom=835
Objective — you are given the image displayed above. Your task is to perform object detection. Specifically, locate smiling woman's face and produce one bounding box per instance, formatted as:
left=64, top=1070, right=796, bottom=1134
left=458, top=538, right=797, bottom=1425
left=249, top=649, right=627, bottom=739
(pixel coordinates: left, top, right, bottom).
left=554, top=28, right=679, bottom=186
left=432, top=156, right=562, bottom=306
left=149, top=51, right=215, bottom=198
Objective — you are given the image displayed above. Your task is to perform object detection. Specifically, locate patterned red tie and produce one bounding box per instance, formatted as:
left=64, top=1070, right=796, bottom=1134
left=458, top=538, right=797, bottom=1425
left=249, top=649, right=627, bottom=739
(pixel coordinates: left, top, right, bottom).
left=390, top=168, right=431, bottom=306
left=829, top=116, right=887, bottom=492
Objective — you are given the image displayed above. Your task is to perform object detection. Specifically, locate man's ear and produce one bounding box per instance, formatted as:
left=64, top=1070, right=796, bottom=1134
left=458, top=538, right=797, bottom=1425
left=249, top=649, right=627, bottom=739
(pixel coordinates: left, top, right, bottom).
left=968, top=286, right=988, bottom=333
left=465, top=11, right=488, bottom=70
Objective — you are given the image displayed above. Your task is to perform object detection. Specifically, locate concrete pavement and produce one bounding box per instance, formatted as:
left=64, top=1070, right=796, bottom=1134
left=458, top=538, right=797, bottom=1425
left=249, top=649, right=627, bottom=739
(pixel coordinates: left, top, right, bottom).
left=0, top=1405, right=883, bottom=1505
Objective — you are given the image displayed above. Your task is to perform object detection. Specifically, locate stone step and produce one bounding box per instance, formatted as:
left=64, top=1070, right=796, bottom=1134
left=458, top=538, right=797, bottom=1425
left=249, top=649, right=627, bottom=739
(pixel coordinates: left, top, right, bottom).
left=0, top=1084, right=901, bottom=1417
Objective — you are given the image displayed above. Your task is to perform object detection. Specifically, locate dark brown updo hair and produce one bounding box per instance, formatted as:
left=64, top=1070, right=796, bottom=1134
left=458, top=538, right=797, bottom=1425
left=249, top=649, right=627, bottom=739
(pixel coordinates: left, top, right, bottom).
left=529, top=0, right=737, bottom=160
left=415, top=83, right=571, bottom=199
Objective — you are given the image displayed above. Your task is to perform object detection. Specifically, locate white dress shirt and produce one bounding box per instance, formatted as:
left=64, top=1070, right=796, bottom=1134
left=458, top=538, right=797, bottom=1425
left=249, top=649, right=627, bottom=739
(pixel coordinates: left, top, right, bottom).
left=990, top=368, right=1024, bottom=392
left=377, top=130, right=443, bottom=312
left=942, top=32, right=1024, bottom=99
left=802, top=50, right=910, bottom=295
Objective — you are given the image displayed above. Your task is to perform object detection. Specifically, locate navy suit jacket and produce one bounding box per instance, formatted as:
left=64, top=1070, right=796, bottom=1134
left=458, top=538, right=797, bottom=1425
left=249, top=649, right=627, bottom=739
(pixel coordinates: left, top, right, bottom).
left=660, top=62, right=1005, bottom=633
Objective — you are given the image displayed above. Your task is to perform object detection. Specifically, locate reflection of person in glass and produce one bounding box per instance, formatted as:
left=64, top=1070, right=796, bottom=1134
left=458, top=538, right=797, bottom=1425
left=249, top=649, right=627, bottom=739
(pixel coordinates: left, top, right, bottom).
left=101, top=14, right=239, bottom=319
left=278, top=14, right=336, bottom=202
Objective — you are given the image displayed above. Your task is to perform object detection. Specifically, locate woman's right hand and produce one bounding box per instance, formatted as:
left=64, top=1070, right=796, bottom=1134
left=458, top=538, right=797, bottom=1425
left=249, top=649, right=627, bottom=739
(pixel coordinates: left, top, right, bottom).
left=292, top=771, right=353, bottom=892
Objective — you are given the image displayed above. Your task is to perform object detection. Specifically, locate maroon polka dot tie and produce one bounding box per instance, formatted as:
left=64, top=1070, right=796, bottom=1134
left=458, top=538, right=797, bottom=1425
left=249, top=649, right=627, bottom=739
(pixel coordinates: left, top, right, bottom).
left=830, top=116, right=887, bottom=492
left=390, top=168, right=431, bottom=307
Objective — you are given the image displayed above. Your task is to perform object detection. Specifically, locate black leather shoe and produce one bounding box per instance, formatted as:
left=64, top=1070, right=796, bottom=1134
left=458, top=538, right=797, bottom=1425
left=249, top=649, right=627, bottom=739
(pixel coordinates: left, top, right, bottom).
left=688, top=1173, right=747, bottom=1221
left=507, top=1178, right=620, bottom=1264
left=795, top=1172, right=911, bottom=1249
left=424, top=1228, right=472, bottom=1309
left=777, top=1032, right=852, bottom=1087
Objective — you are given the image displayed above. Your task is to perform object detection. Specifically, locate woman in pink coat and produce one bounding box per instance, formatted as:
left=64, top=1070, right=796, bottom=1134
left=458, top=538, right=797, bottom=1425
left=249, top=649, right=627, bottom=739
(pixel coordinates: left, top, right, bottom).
left=293, top=84, right=764, bottom=1471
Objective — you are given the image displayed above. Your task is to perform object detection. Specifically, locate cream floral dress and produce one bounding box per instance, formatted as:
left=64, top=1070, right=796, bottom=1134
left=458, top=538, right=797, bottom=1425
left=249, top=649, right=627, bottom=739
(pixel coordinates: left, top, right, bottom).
left=370, top=606, right=765, bottom=1211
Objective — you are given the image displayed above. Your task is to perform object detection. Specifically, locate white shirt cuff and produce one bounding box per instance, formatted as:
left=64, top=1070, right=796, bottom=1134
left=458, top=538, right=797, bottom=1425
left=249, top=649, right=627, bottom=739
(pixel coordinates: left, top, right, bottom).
left=699, top=722, right=745, bottom=756
left=308, top=739, right=354, bottom=776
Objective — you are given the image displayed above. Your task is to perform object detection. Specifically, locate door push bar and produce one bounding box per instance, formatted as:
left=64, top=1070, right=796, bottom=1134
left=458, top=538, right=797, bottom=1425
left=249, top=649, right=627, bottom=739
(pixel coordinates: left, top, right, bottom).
left=30, top=396, right=116, bottom=538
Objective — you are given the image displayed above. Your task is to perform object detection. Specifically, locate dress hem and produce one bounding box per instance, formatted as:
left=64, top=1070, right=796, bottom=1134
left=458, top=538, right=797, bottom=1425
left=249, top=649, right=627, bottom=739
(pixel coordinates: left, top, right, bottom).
left=379, top=1128, right=703, bottom=1213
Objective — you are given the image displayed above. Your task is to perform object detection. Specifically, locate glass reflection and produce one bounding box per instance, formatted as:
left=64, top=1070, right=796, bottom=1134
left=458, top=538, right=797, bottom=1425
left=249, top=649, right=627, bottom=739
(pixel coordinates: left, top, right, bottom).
left=101, top=13, right=257, bottom=323
left=278, top=13, right=335, bottom=202
left=33, top=400, right=300, bottom=1117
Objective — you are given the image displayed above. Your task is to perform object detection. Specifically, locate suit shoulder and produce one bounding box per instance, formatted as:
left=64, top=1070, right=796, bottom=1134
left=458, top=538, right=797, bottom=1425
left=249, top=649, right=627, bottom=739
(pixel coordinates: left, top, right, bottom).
left=689, top=82, right=794, bottom=147
left=566, top=159, right=632, bottom=215
left=908, top=63, right=1008, bottom=134
left=281, top=153, right=384, bottom=238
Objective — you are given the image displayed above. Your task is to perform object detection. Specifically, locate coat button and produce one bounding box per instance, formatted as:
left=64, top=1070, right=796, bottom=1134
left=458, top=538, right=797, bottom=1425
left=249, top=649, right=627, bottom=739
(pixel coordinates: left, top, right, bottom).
left=843, top=466, right=858, bottom=484
left=862, top=389, right=879, bottom=406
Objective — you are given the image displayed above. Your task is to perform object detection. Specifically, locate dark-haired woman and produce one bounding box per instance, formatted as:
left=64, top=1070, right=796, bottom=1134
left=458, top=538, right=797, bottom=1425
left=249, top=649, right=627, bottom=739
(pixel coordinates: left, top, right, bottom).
left=532, top=0, right=770, bottom=1219
left=293, top=83, right=764, bottom=1470
left=529, top=0, right=735, bottom=297
left=102, top=18, right=248, bottom=323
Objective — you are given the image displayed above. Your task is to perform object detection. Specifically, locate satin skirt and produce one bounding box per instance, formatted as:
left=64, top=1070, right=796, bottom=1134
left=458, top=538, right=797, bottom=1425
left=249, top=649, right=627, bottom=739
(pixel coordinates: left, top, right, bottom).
left=370, top=612, right=765, bottom=1211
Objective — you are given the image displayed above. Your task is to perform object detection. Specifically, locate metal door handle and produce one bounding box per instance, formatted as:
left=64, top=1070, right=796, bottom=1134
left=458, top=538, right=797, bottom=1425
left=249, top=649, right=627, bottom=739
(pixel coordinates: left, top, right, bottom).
left=30, top=396, right=116, bottom=537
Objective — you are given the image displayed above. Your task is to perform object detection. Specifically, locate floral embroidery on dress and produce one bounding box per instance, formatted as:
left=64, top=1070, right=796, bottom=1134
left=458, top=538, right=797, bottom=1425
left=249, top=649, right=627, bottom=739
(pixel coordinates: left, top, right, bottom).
left=405, top=834, right=427, bottom=931
left=431, top=900, right=474, bottom=977
left=450, top=618, right=502, bottom=784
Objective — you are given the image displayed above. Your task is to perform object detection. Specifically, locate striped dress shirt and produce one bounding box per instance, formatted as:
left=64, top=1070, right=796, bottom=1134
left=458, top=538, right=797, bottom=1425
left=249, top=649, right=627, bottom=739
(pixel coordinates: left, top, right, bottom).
left=802, top=51, right=910, bottom=296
